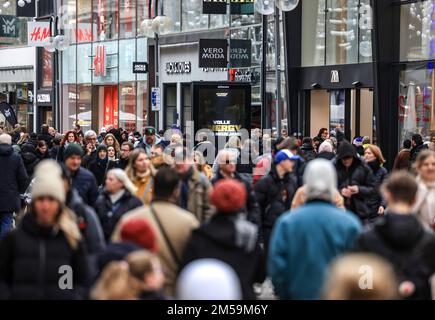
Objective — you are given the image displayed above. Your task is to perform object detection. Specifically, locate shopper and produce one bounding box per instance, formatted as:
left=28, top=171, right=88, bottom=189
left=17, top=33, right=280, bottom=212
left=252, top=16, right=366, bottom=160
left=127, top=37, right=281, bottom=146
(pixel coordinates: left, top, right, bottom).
left=356, top=171, right=435, bottom=300
left=82, top=130, right=98, bottom=169
left=0, top=161, right=88, bottom=299
left=57, top=130, right=79, bottom=162
left=0, top=134, right=28, bottom=238
left=410, top=134, right=428, bottom=164
left=89, top=144, right=110, bottom=188
left=35, top=140, right=50, bottom=160
left=37, top=124, right=53, bottom=148
left=393, top=139, right=412, bottom=171
left=126, top=148, right=155, bottom=205
left=103, top=133, right=121, bottom=158
left=20, top=140, right=40, bottom=179
left=136, top=126, right=163, bottom=157
left=94, top=169, right=142, bottom=241
left=315, top=128, right=329, bottom=151
left=300, top=137, right=317, bottom=162
left=119, top=141, right=134, bottom=170
left=268, top=159, right=362, bottom=300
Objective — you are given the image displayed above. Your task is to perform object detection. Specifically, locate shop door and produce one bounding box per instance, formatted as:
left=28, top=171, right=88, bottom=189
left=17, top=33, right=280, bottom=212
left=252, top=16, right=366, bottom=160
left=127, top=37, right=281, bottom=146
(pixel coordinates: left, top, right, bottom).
left=38, top=106, right=53, bottom=127
left=309, top=89, right=374, bottom=142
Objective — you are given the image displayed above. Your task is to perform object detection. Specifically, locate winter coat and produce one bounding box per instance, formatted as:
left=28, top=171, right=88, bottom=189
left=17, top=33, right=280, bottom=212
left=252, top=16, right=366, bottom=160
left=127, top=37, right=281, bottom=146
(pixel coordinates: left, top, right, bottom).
left=94, top=189, right=142, bottom=241
left=50, top=145, right=60, bottom=160
left=112, top=201, right=199, bottom=297
left=131, top=173, right=154, bottom=205
left=356, top=213, right=435, bottom=300
left=316, top=151, right=335, bottom=161
left=366, top=161, right=388, bottom=220
left=300, top=143, right=317, bottom=162
left=35, top=149, right=50, bottom=161
left=212, top=171, right=261, bottom=228
left=393, top=149, right=411, bottom=171
left=178, top=167, right=214, bottom=223
left=66, top=188, right=106, bottom=278
left=96, top=242, right=142, bottom=274
left=0, top=211, right=88, bottom=299
left=413, top=177, right=435, bottom=231
left=268, top=201, right=362, bottom=300
left=88, top=159, right=114, bottom=187
left=20, top=142, right=40, bottom=180
left=410, top=144, right=428, bottom=164
left=0, top=144, right=28, bottom=213
left=37, top=133, right=53, bottom=149
left=334, top=141, right=376, bottom=220
left=182, top=214, right=266, bottom=299
left=71, top=167, right=99, bottom=207
left=254, top=165, right=298, bottom=246
left=81, top=149, right=97, bottom=169
left=117, top=157, right=129, bottom=170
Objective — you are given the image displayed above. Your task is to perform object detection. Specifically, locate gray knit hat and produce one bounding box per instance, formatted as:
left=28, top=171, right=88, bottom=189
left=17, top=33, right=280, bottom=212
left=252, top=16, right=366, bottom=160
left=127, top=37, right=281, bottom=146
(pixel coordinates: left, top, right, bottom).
left=32, top=160, right=65, bottom=203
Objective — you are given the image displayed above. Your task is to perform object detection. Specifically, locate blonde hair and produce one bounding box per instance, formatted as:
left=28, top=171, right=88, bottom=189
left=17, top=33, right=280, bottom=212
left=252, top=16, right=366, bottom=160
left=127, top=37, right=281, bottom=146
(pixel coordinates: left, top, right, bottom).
left=103, top=133, right=121, bottom=154
left=225, top=136, right=241, bottom=149
left=125, top=148, right=156, bottom=180
left=323, top=253, right=398, bottom=300
left=366, top=144, right=386, bottom=164
left=414, top=150, right=435, bottom=173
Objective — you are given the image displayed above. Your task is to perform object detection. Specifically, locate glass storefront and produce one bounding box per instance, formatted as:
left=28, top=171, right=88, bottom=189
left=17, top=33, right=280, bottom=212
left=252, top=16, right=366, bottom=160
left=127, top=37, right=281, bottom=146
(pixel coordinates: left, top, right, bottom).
left=0, top=83, right=34, bottom=131
left=302, top=0, right=373, bottom=66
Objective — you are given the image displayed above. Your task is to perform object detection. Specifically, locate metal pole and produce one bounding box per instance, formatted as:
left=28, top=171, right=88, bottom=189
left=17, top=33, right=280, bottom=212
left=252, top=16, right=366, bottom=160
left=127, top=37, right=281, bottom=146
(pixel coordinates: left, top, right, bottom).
left=274, top=7, right=281, bottom=136
left=261, top=15, right=267, bottom=130
left=154, top=0, right=160, bottom=130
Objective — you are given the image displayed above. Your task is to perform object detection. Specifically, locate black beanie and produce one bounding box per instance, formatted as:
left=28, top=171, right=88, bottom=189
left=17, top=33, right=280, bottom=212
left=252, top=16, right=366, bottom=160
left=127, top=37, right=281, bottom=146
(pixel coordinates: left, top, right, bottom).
left=64, top=143, right=83, bottom=160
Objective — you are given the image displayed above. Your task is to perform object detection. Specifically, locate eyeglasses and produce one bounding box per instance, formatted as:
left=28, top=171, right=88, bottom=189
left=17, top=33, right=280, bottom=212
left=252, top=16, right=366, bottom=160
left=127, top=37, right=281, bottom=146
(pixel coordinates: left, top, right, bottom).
left=121, top=149, right=131, bottom=152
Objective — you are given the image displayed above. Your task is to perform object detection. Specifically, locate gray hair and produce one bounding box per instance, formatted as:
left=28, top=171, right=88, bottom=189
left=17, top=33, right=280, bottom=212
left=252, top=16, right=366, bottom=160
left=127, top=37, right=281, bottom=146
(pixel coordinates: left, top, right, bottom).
left=0, top=133, right=12, bottom=145
left=106, top=169, right=138, bottom=195
left=303, top=159, right=337, bottom=203
left=84, top=130, right=97, bottom=139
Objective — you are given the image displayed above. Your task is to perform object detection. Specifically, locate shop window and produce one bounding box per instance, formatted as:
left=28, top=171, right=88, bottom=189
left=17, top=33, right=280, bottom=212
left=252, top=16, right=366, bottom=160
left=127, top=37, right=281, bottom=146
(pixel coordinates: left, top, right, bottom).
left=77, top=43, right=92, bottom=84
left=231, top=13, right=261, bottom=28
left=119, top=82, right=136, bottom=131
left=398, top=65, right=435, bottom=147
left=163, top=0, right=181, bottom=32
left=302, top=0, right=373, bottom=66
left=92, top=41, right=118, bottom=84
left=77, top=84, right=92, bottom=132
left=62, top=45, right=77, bottom=84
left=93, top=0, right=119, bottom=41
left=210, top=13, right=229, bottom=30
left=119, top=39, right=136, bottom=82
left=120, top=0, right=136, bottom=38
left=164, top=84, right=177, bottom=129
left=137, top=81, right=148, bottom=133
left=76, top=0, right=92, bottom=43
left=182, top=0, right=208, bottom=31
left=400, top=1, right=435, bottom=61
left=182, top=84, right=192, bottom=133
left=62, top=84, right=77, bottom=131
left=136, top=37, right=148, bottom=81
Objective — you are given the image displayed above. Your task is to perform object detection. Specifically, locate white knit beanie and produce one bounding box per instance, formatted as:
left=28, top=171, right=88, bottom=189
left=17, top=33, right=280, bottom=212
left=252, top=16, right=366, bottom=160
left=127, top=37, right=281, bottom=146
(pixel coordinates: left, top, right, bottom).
left=32, top=160, right=65, bottom=203
left=107, top=168, right=138, bottom=195
left=303, top=159, right=337, bottom=203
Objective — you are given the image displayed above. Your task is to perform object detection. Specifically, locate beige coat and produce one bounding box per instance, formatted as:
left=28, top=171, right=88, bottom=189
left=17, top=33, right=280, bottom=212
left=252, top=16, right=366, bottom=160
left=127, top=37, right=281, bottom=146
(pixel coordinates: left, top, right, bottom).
left=185, top=167, right=214, bottom=223
left=413, top=177, right=435, bottom=231
left=112, top=201, right=199, bottom=297
left=291, top=186, right=345, bottom=210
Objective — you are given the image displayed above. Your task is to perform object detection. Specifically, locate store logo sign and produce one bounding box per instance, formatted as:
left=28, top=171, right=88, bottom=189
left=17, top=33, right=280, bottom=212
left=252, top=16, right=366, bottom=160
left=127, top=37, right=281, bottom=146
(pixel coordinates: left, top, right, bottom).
left=37, top=93, right=51, bottom=103
left=331, top=70, right=340, bottom=83
left=203, top=0, right=227, bottom=14
left=133, top=62, right=149, bottom=74
left=166, top=61, right=191, bottom=75
left=0, top=15, right=18, bottom=38
left=199, top=39, right=228, bottom=68
left=28, top=21, right=51, bottom=46
left=94, top=45, right=107, bottom=77
left=230, top=39, right=251, bottom=68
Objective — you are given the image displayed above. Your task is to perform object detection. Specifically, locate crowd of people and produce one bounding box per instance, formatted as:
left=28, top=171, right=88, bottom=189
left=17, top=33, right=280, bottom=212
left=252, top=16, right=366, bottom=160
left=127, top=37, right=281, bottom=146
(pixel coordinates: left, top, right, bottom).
left=0, top=122, right=435, bottom=300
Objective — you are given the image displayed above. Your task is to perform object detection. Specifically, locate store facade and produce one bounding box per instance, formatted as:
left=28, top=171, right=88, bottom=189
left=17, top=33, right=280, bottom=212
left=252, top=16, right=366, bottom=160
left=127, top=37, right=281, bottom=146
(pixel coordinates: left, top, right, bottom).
left=283, top=0, right=435, bottom=166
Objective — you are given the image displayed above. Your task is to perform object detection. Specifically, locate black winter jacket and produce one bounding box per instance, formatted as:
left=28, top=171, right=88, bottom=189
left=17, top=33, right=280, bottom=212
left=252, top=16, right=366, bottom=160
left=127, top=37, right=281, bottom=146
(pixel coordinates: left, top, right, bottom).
left=300, top=143, right=317, bottom=162
left=20, top=142, right=40, bottom=180
left=254, top=165, right=298, bottom=231
left=37, top=133, right=53, bottom=149
left=366, top=161, right=388, bottom=219
left=410, top=143, right=429, bottom=164
left=71, top=167, right=99, bottom=207
left=356, top=213, right=435, bottom=300
left=94, top=190, right=142, bottom=241
left=0, top=212, right=88, bottom=299
left=88, top=159, right=119, bottom=187
left=182, top=214, right=265, bottom=300
left=0, top=144, right=28, bottom=212
left=335, top=141, right=376, bottom=220
left=212, top=171, right=261, bottom=228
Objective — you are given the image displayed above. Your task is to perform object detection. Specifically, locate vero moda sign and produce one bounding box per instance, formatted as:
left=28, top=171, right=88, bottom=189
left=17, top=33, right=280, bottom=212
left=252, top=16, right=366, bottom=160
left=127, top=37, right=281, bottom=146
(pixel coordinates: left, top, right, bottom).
left=230, top=39, right=251, bottom=68
left=199, top=39, right=228, bottom=68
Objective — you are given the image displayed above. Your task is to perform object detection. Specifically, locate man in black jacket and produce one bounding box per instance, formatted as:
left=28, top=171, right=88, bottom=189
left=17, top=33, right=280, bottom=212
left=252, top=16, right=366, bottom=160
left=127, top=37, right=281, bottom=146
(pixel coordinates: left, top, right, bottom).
left=356, top=172, right=435, bottom=300
left=410, top=133, right=428, bottom=165
left=0, top=134, right=28, bottom=239
left=212, top=149, right=261, bottom=228
left=335, top=140, right=376, bottom=221
left=64, top=143, right=99, bottom=207
left=182, top=179, right=265, bottom=300
left=255, top=150, right=299, bottom=249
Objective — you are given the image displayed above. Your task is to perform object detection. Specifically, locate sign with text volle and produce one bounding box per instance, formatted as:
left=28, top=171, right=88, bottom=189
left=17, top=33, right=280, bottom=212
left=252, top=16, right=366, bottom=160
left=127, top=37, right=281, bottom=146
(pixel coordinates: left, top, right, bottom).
left=199, top=39, right=228, bottom=69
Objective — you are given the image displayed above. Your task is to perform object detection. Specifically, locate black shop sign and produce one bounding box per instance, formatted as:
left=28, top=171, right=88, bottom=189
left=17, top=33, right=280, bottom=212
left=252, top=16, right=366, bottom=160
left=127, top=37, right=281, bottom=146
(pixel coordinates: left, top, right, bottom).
left=230, top=39, right=251, bottom=68
left=199, top=39, right=228, bottom=68
left=203, top=0, right=227, bottom=14
left=132, top=62, right=149, bottom=74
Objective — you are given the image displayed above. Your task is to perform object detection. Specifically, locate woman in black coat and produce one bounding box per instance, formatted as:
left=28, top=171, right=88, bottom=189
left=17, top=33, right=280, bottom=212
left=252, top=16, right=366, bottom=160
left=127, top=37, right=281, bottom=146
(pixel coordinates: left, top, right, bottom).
left=335, top=140, right=376, bottom=221
left=94, top=168, right=143, bottom=241
left=35, top=140, right=51, bottom=160
left=89, top=144, right=110, bottom=187
left=20, top=142, right=40, bottom=180
left=364, top=144, right=388, bottom=222
left=0, top=161, right=88, bottom=299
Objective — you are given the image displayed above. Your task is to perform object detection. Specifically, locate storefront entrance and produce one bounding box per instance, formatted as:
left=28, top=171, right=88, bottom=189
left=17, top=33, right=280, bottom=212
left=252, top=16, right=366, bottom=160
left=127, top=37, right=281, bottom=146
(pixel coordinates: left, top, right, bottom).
left=308, top=88, right=375, bottom=143
left=92, top=85, right=119, bottom=131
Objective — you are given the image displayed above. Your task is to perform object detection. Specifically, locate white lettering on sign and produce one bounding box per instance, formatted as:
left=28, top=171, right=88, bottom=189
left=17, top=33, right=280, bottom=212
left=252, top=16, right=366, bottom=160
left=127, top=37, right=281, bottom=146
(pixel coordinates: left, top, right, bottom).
left=230, top=48, right=249, bottom=60
left=202, top=47, right=225, bottom=59
left=331, top=70, right=340, bottom=83
left=37, top=94, right=51, bottom=103
left=166, top=61, right=191, bottom=75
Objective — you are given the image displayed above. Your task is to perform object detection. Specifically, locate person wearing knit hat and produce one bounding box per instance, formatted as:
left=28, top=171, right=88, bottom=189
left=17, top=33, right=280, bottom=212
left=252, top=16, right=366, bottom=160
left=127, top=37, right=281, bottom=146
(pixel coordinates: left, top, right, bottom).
left=94, top=168, right=143, bottom=241
left=0, top=160, right=89, bottom=299
left=89, top=144, right=110, bottom=186
left=63, top=142, right=83, bottom=161
left=120, top=219, right=158, bottom=253
left=182, top=178, right=265, bottom=299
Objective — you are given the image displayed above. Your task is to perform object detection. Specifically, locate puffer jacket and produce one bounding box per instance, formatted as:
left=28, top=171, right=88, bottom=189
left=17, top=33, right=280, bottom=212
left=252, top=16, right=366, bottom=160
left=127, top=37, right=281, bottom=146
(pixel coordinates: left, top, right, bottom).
left=334, top=141, right=376, bottom=220
left=71, top=167, right=99, bottom=207
left=20, top=142, right=40, bottom=181
left=182, top=214, right=265, bottom=300
left=356, top=213, right=435, bottom=300
left=94, top=189, right=143, bottom=241
left=254, top=164, right=298, bottom=246
left=0, top=211, right=88, bottom=300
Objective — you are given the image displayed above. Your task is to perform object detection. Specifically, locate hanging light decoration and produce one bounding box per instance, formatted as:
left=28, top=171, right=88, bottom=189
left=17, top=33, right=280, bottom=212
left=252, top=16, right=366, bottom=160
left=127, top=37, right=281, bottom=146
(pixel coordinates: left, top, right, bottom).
left=276, top=0, right=299, bottom=12
left=254, top=0, right=275, bottom=15
left=152, top=15, right=174, bottom=35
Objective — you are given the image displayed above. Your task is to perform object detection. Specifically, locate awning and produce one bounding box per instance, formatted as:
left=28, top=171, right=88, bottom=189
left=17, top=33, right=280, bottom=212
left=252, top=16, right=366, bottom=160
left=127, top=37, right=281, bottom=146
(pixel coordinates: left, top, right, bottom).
left=0, top=65, right=34, bottom=83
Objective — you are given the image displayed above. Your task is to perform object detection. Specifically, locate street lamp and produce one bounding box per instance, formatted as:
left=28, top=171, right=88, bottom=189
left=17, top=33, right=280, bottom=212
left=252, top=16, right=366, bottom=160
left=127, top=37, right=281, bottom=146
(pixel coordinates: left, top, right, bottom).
left=255, top=0, right=299, bottom=136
